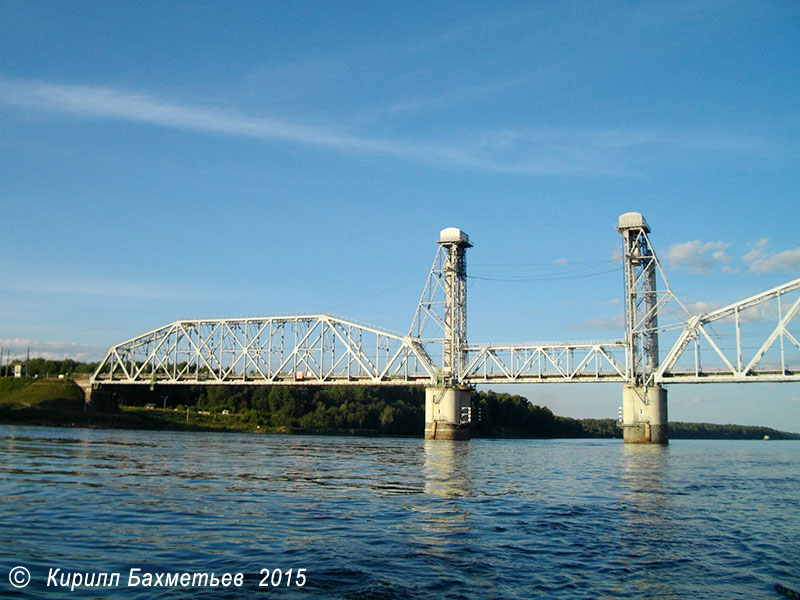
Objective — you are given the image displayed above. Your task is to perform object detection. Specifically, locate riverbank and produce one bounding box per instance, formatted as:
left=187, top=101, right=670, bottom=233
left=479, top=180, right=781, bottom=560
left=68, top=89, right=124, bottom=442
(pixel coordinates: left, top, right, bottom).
left=1, top=378, right=798, bottom=439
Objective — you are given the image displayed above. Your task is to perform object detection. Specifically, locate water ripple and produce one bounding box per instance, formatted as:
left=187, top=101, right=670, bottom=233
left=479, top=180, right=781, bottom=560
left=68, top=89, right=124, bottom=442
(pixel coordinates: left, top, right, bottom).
left=1, top=427, right=798, bottom=598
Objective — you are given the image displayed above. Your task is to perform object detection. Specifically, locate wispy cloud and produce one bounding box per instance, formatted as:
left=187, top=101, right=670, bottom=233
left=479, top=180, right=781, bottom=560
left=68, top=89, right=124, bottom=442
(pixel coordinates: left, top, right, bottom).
left=0, top=76, right=579, bottom=174
left=1, top=276, right=189, bottom=301
left=665, top=240, right=733, bottom=273
left=0, top=77, right=777, bottom=177
left=0, top=337, right=107, bottom=362
left=0, top=76, right=643, bottom=176
left=684, top=298, right=778, bottom=323
left=352, top=77, right=528, bottom=125
left=0, top=262, right=221, bottom=302
left=0, top=77, right=401, bottom=154
left=743, top=239, right=800, bottom=274
left=569, top=313, right=624, bottom=331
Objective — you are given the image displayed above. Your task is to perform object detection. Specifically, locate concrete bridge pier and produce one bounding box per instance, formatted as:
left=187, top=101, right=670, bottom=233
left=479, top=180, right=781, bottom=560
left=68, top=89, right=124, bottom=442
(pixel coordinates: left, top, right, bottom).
left=621, top=384, right=668, bottom=444
left=424, top=387, right=471, bottom=440
left=70, top=378, right=94, bottom=406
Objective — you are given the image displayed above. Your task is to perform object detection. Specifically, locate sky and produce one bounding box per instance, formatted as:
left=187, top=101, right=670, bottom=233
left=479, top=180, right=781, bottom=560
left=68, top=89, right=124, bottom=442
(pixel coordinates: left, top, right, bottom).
left=1, top=1, right=799, bottom=430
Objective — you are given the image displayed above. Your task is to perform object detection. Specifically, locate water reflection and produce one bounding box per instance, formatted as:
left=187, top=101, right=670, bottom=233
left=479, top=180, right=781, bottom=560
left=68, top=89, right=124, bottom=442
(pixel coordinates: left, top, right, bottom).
left=415, top=440, right=477, bottom=590
left=617, top=444, right=679, bottom=599
left=620, top=444, right=671, bottom=505
left=422, top=440, right=471, bottom=498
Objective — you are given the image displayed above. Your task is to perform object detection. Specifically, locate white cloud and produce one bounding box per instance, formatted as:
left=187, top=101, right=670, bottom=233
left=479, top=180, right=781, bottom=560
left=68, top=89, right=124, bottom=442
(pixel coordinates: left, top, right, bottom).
left=683, top=298, right=777, bottom=322
left=553, top=257, right=569, bottom=265
left=665, top=240, right=732, bottom=273
left=569, top=313, right=625, bottom=331
left=743, top=239, right=800, bottom=273
left=736, top=305, right=777, bottom=323
left=0, top=338, right=107, bottom=362
left=683, top=300, right=722, bottom=315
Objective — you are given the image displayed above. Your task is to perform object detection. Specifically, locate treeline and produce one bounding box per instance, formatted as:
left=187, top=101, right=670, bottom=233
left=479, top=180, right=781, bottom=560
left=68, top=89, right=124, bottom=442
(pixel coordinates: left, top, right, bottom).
left=470, top=390, right=587, bottom=438
left=558, top=418, right=800, bottom=440
left=8, top=357, right=99, bottom=378
left=669, top=421, right=798, bottom=440
left=112, top=385, right=424, bottom=435
left=107, top=385, right=799, bottom=439
left=108, top=386, right=601, bottom=438
left=7, top=357, right=797, bottom=439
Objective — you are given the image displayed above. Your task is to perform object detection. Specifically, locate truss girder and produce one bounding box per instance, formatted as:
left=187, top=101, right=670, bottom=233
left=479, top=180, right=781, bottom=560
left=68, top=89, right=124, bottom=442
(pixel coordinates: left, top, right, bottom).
left=91, top=218, right=800, bottom=392
left=655, top=278, right=800, bottom=384
left=91, top=315, right=438, bottom=386
left=461, top=342, right=627, bottom=383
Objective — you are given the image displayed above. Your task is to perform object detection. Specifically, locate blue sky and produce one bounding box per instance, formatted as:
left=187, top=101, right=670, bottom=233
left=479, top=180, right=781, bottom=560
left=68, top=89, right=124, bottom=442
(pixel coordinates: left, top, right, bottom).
left=1, top=1, right=799, bottom=430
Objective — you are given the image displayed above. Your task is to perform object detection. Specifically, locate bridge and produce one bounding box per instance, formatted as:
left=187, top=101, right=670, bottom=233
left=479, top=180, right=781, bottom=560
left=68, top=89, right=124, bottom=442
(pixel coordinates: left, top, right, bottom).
left=91, top=213, right=799, bottom=443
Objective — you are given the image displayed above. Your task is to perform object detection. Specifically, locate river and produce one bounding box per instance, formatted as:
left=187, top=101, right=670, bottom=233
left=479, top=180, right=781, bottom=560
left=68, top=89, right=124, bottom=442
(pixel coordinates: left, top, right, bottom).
left=1, top=425, right=798, bottom=598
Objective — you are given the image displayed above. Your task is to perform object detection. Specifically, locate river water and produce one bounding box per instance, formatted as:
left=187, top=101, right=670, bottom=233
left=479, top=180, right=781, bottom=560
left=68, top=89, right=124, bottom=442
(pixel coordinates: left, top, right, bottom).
left=0, top=425, right=798, bottom=599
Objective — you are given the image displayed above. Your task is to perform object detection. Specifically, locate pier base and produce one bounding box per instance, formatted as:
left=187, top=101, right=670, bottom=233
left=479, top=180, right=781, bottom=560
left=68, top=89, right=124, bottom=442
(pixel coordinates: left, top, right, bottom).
left=424, top=387, right=471, bottom=440
left=621, top=384, right=668, bottom=444
left=83, top=385, right=116, bottom=412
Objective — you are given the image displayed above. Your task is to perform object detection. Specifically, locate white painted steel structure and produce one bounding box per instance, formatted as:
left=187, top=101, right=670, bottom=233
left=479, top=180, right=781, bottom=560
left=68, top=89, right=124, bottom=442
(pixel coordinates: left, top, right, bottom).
left=408, top=228, right=472, bottom=386
left=656, top=278, right=800, bottom=384
left=617, top=213, right=664, bottom=386
left=92, top=315, right=438, bottom=386
left=462, top=342, right=627, bottom=383
left=91, top=216, right=799, bottom=389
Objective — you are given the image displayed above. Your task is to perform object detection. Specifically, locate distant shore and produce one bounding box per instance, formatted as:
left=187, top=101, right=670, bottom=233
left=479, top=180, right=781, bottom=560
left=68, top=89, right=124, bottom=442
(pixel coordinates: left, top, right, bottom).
left=1, top=377, right=798, bottom=440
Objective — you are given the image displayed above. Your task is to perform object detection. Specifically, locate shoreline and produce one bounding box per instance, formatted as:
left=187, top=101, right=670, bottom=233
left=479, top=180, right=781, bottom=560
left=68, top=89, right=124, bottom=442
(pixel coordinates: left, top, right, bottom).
left=2, top=407, right=798, bottom=441
left=2, top=377, right=798, bottom=440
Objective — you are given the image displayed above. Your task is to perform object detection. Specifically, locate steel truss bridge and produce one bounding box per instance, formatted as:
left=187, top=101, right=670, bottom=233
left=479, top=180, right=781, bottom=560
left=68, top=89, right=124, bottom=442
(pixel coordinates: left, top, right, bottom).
left=91, top=215, right=799, bottom=389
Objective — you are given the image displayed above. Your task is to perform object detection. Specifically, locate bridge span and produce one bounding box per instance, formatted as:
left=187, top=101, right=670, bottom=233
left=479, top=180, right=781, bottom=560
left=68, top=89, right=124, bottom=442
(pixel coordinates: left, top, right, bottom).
left=91, top=213, right=799, bottom=443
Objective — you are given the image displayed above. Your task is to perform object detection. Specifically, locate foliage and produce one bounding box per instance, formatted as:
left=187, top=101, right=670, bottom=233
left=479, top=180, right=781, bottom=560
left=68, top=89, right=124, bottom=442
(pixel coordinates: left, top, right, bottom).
left=12, top=357, right=99, bottom=378
left=470, top=389, right=584, bottom=438
left=106, top=385, right=590, bottom=437
left=2, top=357, right=798, bottom=439
left=669, top=421, right=799, bottom=440
left=579, top=419, right=622, bottom=438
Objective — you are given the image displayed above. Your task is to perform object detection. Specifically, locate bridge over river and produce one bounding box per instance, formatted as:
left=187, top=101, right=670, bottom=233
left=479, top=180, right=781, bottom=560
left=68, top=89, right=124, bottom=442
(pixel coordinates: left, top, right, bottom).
left=91, top=213, right=800, bottom=443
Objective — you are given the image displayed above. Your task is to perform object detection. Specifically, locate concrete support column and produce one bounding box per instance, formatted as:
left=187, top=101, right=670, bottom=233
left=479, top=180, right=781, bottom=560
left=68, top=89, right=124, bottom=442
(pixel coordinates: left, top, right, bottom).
left=621, top=384, right=668, bottom=444
left=424, top=387, right=471, bottom=440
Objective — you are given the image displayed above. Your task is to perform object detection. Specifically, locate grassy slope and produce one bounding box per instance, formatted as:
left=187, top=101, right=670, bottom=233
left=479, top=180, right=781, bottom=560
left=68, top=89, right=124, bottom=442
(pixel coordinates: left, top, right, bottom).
left=0, top=378, right=281, bottom=433
left=0, top=377, right=84, bottom=409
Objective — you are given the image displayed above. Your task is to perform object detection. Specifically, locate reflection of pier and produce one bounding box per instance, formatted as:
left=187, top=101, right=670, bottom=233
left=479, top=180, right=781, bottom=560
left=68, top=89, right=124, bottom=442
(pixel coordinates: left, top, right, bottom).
left=615, top=445, right=676, bottom=598
left=423, top=440, right=471, bottom=498
left=92, top=213, right=799, bottom=443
